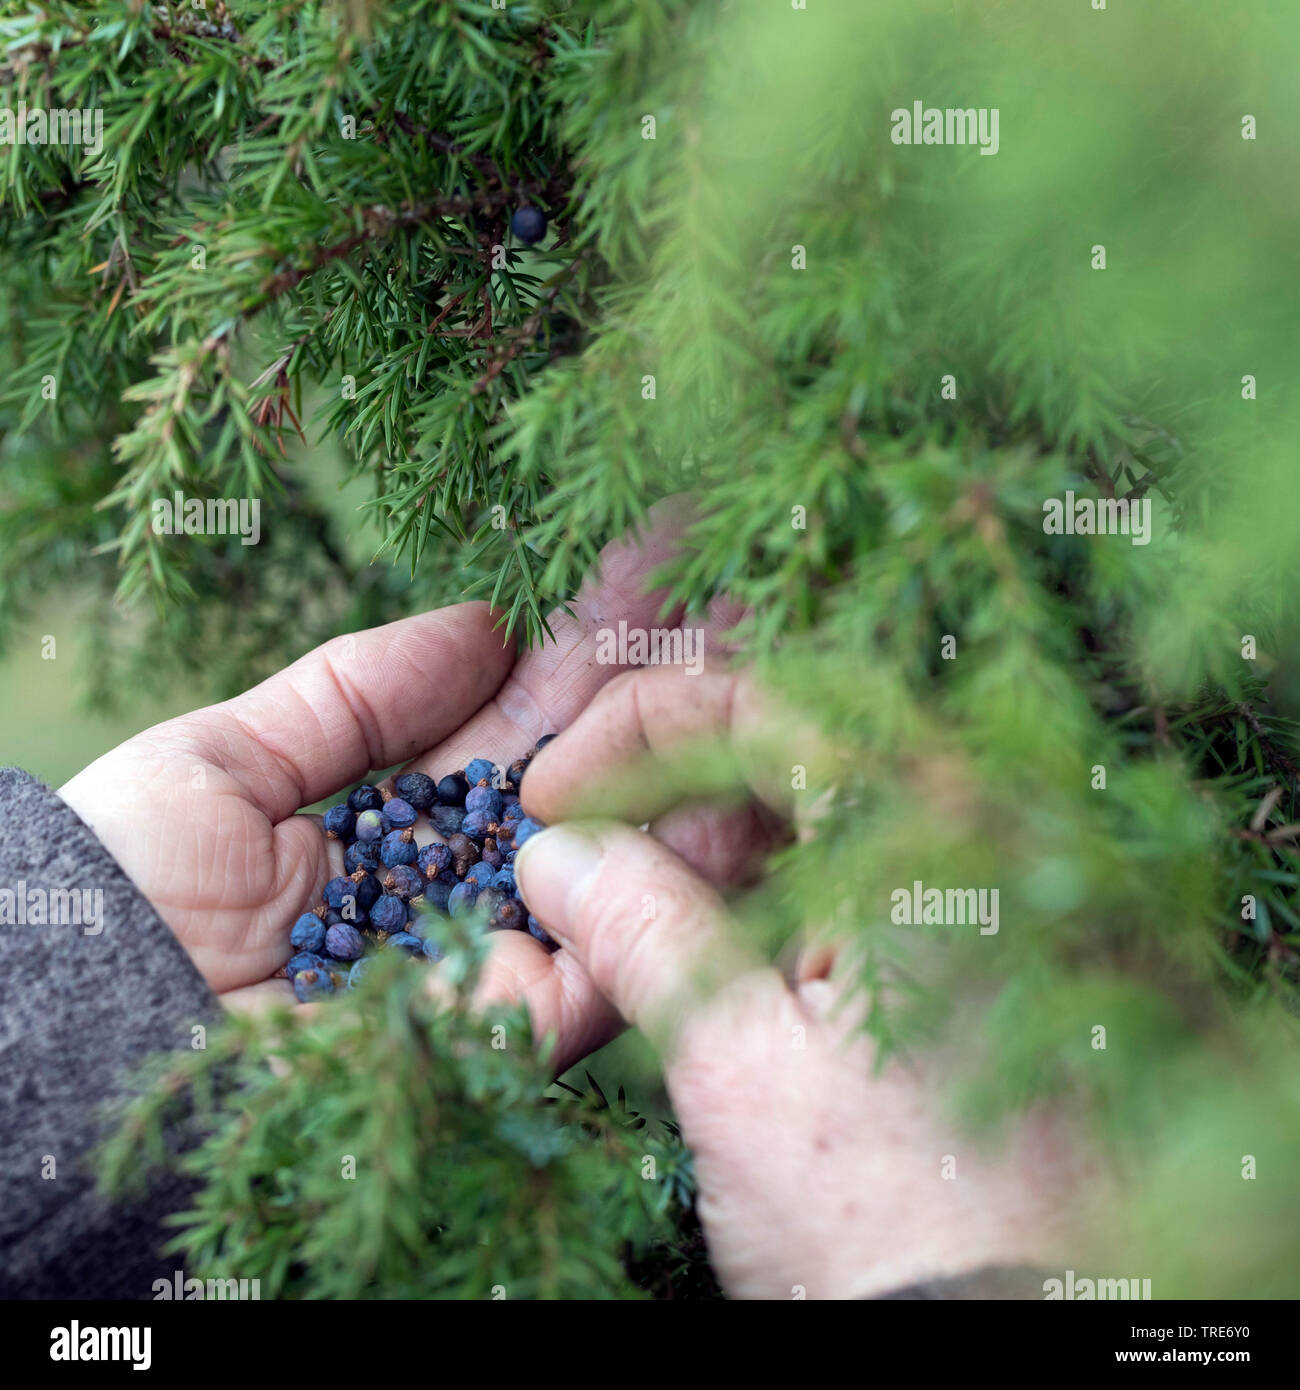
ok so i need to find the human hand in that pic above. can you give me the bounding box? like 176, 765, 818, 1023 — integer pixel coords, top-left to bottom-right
57, 501, 751, 1073
515, 668, 1101, 1298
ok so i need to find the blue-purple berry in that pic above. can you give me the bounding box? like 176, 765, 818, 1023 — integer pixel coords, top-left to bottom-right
465, 784, 503, 819
324, 876, 355, 911
491, 868, 517, 895
462, 808, 495, 840
511, 207, 548, 245
466, 861, 495, 888
384, 864, 425, 900
380, 828, 418, 867
324, 922, 365, 961
423, 879, 453, 912
512, 816, 544, 850
286, 950, 327, 979
422, 935, 445, 963
448, 880, 480, 919
368, 894, 408, 934
382, 797, 418, 831
344, 839, 381, 873
465, 757, 495, 788
294, 965, 335, 1002
322, 804, 355, 840
347, 785, 383, 813
430, 805, 465, 836
351, 871, 382, 913
290, 912, 327, 953
418, 842, 452, 879
527, 915, 558, 950
386, 931, 423, 956
347, 958, 371, 990
394, 772, 437, 811
436, 772, 469, 806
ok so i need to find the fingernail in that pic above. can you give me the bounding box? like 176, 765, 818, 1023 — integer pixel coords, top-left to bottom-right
514, 824, 603, 947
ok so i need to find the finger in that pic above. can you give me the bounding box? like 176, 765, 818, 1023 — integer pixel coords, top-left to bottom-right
649, 800, 789, 888
471, 930, 624, 1077
514, 820, 760, 1049
162, 602, 517, 822
400, 495, 707, 778
520, 666, 791, 827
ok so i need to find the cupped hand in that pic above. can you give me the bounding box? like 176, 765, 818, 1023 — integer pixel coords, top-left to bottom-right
57, 500, 748, 1073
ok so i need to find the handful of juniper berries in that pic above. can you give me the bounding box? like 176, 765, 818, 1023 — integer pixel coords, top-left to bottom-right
284, 738, 556, 1003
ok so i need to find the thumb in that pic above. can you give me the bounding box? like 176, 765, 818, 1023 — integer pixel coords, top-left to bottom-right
513, 821, 756, 1050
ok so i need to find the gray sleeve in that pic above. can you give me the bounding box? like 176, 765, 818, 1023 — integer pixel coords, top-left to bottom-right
0, 768, 220, 1299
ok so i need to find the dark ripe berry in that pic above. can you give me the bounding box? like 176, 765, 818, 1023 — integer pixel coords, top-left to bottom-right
369, 893, 408, 934
477, 886, 506, 919
502, 791, 521, 810
465, 757, 495, 787
492, 898, 527, 933
351, 870, 383, 913
324, 876, 355, 911
446, 832, 480, 876
323, 908, 345, 926
505, 850, 517, 864
534, 733, 558, 751
466, 861, 495, 888
347, 785, 384, 813
354, 809, 384, 842
294, 966, 335, 1003
511, 206, 547, 244
286, 950, 327, 979
344, 839, 381, 873
436, 772, 469, 806
431, 804, 465, 836
507, 759, 530, 790
512, 816, 544, 850
382, 797, 418, 831
290, 913, 327, 953
394, 772, 437, 810
462, 808, 495, 840
386, 931, 423, 956
448, 880, 480, 919
384, 864, 424, 900
481, 840, 504, 871
322, 804, 356, 840
424, 879, 453, 913
465, 784, 503, 819
418, 842, 452, 879
491, 868, 517, 895
324, 923, 365, 961
380, 827, 418, 867
422, 935, 445, 963
527, 915, 558, 950
347, 958, 371, 990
